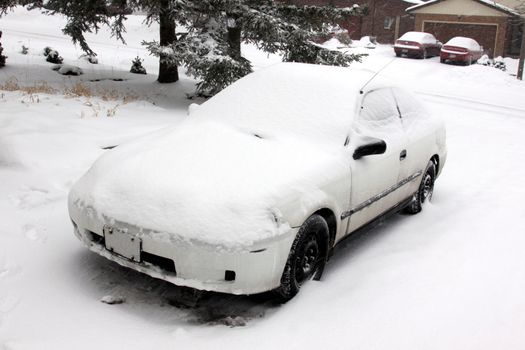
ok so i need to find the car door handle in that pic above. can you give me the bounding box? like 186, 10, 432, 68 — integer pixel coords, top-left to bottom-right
400, 150, 407, 161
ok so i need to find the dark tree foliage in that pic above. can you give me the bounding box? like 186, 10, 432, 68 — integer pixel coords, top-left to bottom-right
146, 1, 366, 96
0, 30, 6, 67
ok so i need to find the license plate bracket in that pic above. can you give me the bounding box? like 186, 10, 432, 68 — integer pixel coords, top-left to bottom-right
104, 226, 141, 262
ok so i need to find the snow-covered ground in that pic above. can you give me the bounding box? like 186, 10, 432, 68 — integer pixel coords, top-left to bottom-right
1, 7, 525, 350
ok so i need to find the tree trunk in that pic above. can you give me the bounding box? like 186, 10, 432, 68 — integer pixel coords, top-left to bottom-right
227, 26, 242, 60
158, 0, 179, 83
518, 19, 525, 80
227, 16, 242, 60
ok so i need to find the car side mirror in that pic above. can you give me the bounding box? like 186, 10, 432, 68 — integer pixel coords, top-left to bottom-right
353, 138, 387, 160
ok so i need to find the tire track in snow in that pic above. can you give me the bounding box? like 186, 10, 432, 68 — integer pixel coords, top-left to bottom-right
416, 91, 525, 119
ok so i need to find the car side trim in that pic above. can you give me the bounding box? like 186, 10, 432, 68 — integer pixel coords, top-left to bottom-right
341, 170, 423, 220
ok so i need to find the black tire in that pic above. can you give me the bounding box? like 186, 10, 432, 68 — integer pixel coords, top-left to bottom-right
440, 57, 445, 64
274, 215, 328, 302
422, 49, 427, 59
396, 52, 401, 57
404, 161, 436, 214
466, 56, 473, 66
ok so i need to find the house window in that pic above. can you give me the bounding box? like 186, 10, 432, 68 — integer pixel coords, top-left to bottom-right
384, 17, 394, 30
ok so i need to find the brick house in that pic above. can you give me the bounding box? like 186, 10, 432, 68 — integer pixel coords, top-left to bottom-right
285, 0, 423, 43
406, 0, 523, 57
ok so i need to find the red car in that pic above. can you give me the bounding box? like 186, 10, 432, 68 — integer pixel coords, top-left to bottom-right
440, 37, 484, 65
394, 31, 442, 59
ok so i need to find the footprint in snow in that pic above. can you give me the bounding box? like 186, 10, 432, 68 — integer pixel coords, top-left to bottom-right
9, 186, 64, 209
22, 225, 46, 243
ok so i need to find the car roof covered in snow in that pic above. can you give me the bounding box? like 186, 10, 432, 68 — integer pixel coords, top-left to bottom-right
445, 37, 481, 51
190, 63, 379, 147
398, 31, 436, 44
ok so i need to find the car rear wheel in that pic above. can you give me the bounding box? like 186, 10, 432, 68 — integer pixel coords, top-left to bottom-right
274, 214, 328, 302
404, 160, 436, 214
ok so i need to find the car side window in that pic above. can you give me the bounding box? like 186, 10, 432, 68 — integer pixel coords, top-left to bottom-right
357, 88, 402, 137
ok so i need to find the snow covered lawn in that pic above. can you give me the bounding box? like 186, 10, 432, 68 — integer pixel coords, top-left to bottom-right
1, 8, 525, 350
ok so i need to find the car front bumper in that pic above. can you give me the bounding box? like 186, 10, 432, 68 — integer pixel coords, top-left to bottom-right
69, 205, 297, 295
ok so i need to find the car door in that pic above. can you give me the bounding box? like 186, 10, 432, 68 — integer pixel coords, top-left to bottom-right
392, 87, 434, 200
345, 88, 407, 234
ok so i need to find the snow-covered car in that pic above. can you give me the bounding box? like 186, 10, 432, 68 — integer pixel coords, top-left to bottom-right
440, 37, 484, 65
68, 63, 447, 300
394, 31, 442, 59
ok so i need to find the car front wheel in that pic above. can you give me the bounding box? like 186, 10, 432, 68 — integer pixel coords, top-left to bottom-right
404, 160, 436, 214
274, 214, 328, 302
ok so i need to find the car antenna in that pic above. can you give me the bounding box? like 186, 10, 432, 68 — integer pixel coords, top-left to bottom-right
359, 58, 397, 94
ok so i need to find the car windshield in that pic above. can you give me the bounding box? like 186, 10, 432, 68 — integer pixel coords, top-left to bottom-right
190, 63, 373, 147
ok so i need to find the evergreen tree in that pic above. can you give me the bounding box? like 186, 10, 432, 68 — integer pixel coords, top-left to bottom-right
146, 1, 366, 96
1, 1, 366, 94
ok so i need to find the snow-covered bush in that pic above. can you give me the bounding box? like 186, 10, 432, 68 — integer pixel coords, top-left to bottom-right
493, 57, 507, 72
43, 47, 63, 64
360, 36, 378, 49
478, 54, 491, 66
21, 45, 29, 55
42, 46, 53, 56
80, 54, 98, 64
52, 64, 83, 76
316, 26, 352, 46
130, 56, 146, 75
477, 55, 506, 72
0, 31, 6, 68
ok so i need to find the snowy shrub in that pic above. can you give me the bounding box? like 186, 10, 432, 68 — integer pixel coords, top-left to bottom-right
315, 26, 352, 46
80, 54, 98, 64
493, 57, 507, 72
44, 47, 63, 64
42, 46, 52, 56
52, 64, 83, 76
21, 45, 29, 55
478, 54, 491, 66
477, 55, 506, 72
130, 56, 146, 74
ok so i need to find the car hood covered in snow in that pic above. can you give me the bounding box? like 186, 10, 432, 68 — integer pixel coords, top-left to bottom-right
69, 63, 375, 248
69, 120, 349, 247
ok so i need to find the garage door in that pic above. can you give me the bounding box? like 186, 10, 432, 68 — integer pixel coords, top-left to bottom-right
423, 22, 497, 57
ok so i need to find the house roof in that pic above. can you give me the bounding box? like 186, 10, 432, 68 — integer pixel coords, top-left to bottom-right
406, 0, 520, 16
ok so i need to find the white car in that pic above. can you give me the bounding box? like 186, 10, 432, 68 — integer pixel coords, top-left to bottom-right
68, 63, 447, 300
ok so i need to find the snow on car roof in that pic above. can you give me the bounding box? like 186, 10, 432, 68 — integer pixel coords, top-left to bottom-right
398, 31, 435, 43
191, 62, 376, 147
445, 37, 481, 51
